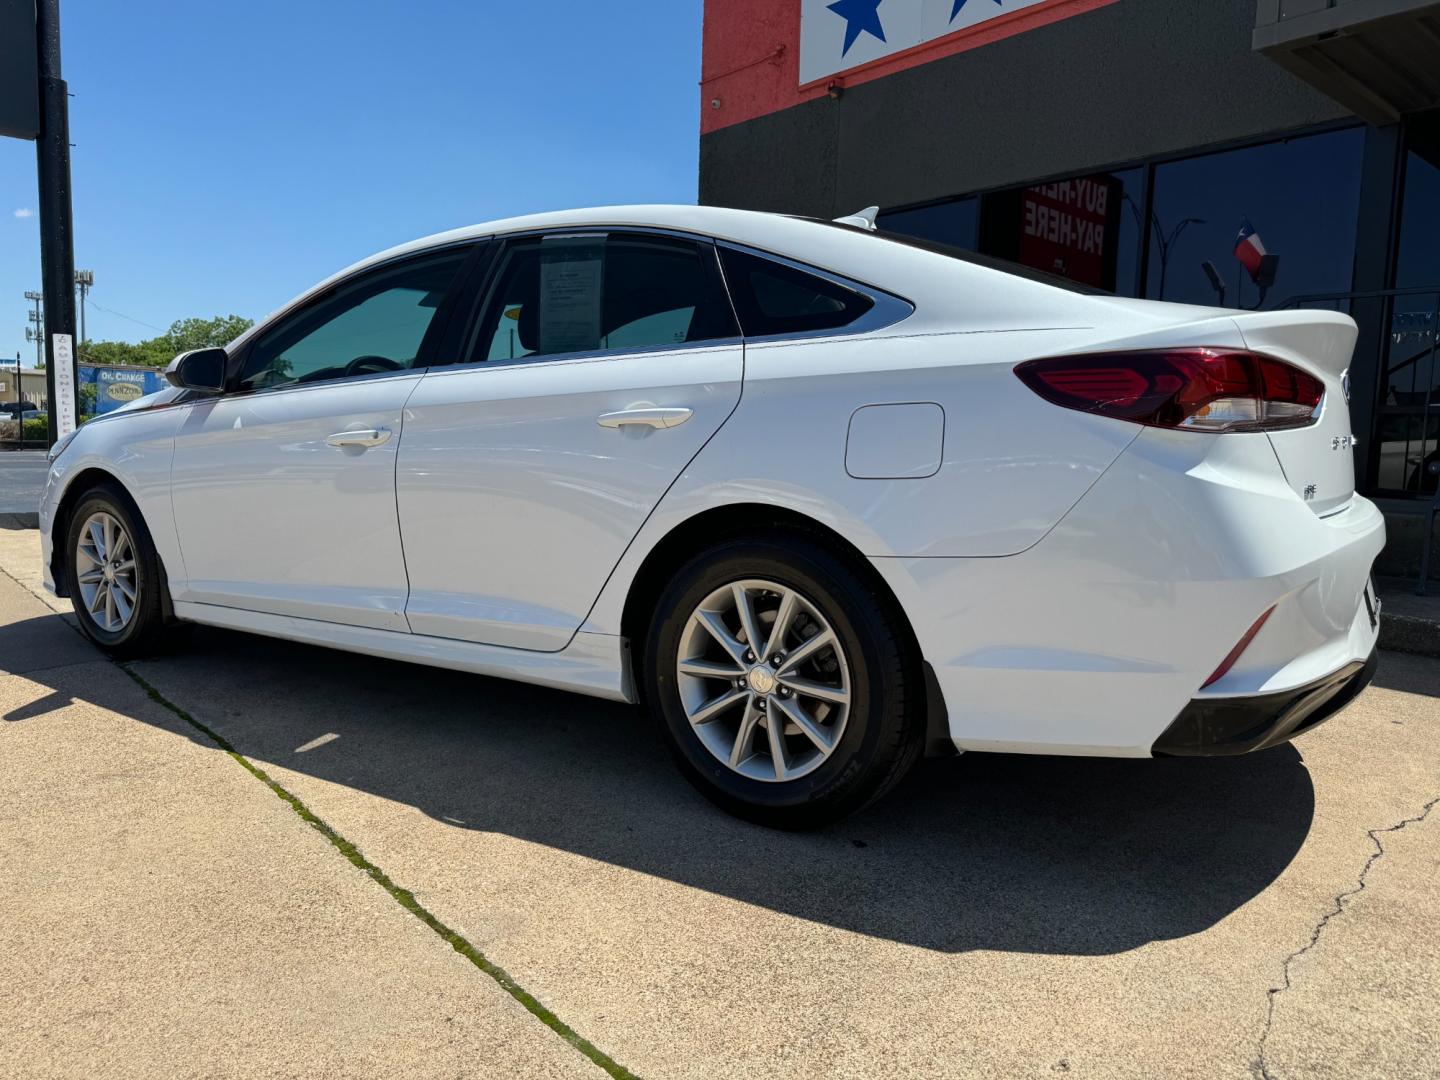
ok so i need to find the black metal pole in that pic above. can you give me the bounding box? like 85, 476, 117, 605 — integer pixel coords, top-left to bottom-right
34, 0, 76, 448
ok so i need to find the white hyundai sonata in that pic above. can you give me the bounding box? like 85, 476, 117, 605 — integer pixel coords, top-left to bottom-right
40, 205, 1384, 827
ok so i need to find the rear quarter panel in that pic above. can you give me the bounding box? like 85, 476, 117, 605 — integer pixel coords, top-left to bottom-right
582, 326, 1145, 636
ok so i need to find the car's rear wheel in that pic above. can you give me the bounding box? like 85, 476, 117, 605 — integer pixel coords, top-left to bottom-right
645, 535, 924, 829
65, 484, 173, 657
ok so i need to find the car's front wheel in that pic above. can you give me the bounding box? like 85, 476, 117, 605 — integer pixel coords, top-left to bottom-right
645, 535, 924, 829
64, 484, 174, 657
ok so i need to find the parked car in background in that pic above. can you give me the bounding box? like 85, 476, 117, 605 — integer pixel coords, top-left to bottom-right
38, 205, 1384, 827
1, 401, 42, 421
0, 402, 48, 443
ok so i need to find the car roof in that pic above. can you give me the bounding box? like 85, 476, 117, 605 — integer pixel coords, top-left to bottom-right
320, 205, 880, 287
232, 204, 1112, 351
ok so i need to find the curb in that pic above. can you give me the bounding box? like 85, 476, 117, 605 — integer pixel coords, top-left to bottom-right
1378, 612, 1440, 661
0, 512, 39, 529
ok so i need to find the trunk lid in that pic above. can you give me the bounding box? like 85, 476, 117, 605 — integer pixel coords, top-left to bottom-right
1232, 310, 1358, 516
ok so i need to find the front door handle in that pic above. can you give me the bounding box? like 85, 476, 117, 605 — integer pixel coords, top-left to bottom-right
327, 428, 392, 448
597, 407, 694, 430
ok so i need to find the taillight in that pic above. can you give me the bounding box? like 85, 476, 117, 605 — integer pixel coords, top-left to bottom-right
1015, 348, 1324, 432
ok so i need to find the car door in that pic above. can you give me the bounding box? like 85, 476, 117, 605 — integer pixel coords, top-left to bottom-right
397, 230, 744, 651
168, 246, 474, 630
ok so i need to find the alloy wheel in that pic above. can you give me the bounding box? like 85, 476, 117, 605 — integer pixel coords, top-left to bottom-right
75, 511, 138, 633
676, 579, 852, 783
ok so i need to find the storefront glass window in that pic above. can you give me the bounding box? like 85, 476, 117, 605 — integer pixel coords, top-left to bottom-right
1378, 112, 1440, 494
1144, 128, 1364, 310
878, 198, 979, 250
1394, 111, 1440, 290
977, 169, 1143, 296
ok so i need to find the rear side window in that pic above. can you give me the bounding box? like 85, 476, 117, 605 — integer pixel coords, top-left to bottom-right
719, 248, 876, 338
469, 233, 738, 363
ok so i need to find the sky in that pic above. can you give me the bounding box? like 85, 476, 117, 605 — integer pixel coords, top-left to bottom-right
0, 0, 704, 364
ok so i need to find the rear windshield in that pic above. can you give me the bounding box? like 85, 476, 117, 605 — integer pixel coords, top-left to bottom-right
807, 218, 1108, 296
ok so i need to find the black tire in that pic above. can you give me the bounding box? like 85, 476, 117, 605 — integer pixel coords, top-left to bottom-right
64, 482, 176, 658
644, 534, 924, 829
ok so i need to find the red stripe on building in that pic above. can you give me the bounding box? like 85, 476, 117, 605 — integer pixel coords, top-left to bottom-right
701, 0, 1120, 135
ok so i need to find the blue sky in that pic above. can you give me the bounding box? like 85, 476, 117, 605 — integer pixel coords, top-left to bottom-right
1, 0, 704, 362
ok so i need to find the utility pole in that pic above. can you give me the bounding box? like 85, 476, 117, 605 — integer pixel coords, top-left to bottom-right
34, 0, 78, 443
74, 268, 92, 350
24, 290, 43, 374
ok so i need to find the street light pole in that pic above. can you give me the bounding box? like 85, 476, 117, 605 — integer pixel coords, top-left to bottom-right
1154, 217, 1205, 302
1120, 195, 1205, 302
33, 0, 77, 445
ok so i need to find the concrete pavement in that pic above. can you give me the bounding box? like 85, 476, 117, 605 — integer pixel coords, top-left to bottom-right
0, 537, 607, 1079
0, 525, 1437, 1079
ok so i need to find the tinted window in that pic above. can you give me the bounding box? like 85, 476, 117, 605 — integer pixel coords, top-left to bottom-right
471, 234, 736, 363
719, 248, 875, 338
241, 251, 467, 392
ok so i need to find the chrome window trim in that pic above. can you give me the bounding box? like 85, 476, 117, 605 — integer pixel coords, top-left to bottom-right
211, 367, 428, 404
420, 338, 745, 380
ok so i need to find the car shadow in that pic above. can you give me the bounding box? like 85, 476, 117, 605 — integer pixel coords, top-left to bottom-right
2, 615, 1323, 956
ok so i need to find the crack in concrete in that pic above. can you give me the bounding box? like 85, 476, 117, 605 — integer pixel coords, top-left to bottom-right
0, 563, 640, 1080
1252, 792, 1440, 1080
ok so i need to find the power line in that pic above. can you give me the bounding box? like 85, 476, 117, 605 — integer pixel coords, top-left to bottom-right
85, 301, 165, 334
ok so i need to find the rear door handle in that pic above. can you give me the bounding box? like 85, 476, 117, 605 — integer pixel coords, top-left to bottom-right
597, 407, 694, 430
327, 428, 392, 448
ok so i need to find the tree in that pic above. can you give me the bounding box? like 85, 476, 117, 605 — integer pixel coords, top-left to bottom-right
158, 315, 254, 356
77, 314, 254, 369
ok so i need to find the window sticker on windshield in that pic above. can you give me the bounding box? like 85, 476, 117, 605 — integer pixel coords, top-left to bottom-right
539, 238, 604, 355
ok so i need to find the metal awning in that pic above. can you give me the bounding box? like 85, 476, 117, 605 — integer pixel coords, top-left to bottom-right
1255, 0, 1440, 124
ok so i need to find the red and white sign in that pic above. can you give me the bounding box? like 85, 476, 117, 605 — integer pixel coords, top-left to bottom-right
800, 0, 1051, 85
1018, 176, 1120, 288
702, 0, 1120, 135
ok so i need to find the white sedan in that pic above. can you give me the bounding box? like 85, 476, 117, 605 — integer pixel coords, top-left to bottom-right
40, 205, 1384, 827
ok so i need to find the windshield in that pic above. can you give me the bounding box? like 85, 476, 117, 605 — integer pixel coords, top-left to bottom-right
805, 217, 1108, 296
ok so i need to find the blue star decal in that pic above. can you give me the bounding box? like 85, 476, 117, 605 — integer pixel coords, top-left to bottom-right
827, 0, 886, 57
952, 0, 1005, 19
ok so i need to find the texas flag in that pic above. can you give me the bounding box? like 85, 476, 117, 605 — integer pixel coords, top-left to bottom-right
1234, 220, 1268, 283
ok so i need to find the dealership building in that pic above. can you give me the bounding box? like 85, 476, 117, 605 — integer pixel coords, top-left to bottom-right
699, 0, 1440, 521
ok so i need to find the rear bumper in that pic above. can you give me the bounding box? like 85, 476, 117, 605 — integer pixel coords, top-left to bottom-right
1152, 647, 1377, 756
870, 427, 1386, 757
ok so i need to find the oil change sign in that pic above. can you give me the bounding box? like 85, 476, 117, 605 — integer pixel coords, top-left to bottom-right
90, 366, 165, 415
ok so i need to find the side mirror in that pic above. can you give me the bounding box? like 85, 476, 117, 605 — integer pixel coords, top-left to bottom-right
164, 348, 227, 393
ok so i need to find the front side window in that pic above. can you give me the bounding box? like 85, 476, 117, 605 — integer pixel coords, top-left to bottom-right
240, 251, 468, 392
718, 247, 876, 338
470, 233, 737, 364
